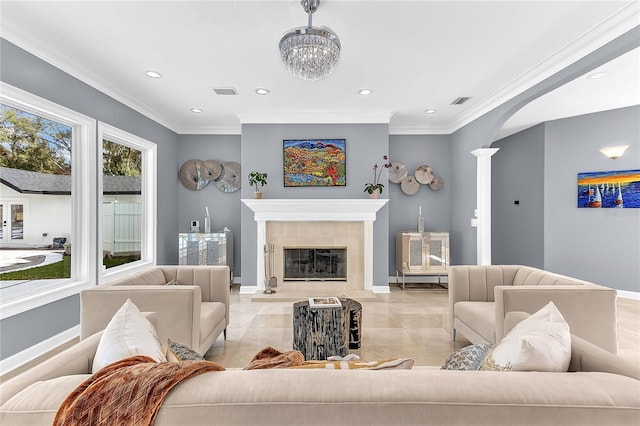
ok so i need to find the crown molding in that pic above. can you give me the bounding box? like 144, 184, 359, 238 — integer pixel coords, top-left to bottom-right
2, 2, 636, 136
449, 1, 640, 133
0, 15, 181, 133
174, 124, 242, 135
237, 111, 393, 124
388, 123, 454, 135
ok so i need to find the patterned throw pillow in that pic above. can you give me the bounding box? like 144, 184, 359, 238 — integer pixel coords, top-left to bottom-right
441, 344, 493, 370
294, 358, 414, 370
166, 339, 205, 362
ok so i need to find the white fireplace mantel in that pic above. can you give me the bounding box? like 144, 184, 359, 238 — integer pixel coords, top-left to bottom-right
242, 199, 389, 292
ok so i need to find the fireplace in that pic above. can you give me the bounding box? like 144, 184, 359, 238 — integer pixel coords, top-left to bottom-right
284, 247, 347, 281
242, 199, 388, 293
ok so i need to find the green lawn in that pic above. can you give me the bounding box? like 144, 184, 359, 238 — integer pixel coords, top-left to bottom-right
0, 255, 140, 280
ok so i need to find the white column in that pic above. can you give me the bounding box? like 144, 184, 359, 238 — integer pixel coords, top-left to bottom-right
363, 220, 374, 290
471, 148, 499, 265
255, 219, 266, 291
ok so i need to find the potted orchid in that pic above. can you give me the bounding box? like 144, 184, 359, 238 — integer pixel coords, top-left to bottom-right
364, 155, 391, 198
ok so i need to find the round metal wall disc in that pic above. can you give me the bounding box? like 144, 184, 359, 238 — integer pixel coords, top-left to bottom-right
202, 159, 223, 181
415, 165, 434, 184
429, 175, 443, 191
179, 159, 209, 191
400, 175, 420, 195
388, 162, 408, 183
215, 161, 242, 193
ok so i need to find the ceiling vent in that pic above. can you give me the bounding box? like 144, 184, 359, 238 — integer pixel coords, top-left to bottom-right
450, 97, 471, 105
213, 87, 238, 95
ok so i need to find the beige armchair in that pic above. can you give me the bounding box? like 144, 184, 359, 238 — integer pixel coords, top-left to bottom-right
448, 265, 619, 353
80, 265, 229, 355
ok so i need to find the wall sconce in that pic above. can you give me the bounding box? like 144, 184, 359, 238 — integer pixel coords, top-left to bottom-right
600, 145, 629, 159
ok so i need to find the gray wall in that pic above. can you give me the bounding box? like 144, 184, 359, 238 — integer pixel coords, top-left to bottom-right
544, 106, 640, 292
240, 123, 389, 288
447, 26, 639, 266
388, 135, 452, 275
0, 38, 179, 358
491, 124, 545, 268
176, 135, 242, 276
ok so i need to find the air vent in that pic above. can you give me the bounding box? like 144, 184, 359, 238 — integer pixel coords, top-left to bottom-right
450, 97, 471, 105
212, 87, 238, 95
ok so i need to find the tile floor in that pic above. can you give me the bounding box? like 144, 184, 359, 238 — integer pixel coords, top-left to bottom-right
205, 284, 640, 368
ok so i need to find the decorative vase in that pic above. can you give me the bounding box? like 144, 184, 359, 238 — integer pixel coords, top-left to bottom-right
370, 189, 379, 199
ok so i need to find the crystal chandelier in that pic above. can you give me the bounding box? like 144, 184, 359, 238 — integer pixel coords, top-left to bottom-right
279, 0, 341, 81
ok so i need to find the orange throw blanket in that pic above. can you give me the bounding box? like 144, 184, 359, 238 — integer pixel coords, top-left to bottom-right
243, 346, 304, 370
53, 355, 224, 426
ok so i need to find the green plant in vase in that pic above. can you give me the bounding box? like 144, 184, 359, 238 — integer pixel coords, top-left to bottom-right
248, 171, 268, 199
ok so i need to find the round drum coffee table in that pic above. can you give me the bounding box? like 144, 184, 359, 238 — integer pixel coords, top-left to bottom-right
292, 298, 362, 360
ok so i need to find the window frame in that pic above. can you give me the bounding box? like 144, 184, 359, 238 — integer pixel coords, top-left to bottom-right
97, 122, 157, 284
0, 82, 97, 319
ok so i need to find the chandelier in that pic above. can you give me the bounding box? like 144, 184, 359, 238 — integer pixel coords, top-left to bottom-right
279, 0, 341, 81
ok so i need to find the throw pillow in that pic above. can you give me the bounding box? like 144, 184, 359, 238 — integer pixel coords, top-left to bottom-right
294, 358, 414, 370
480, 301, 571, 372
92, 299, 167, 373
441, 344, 493, 370
166, 339, 204, 362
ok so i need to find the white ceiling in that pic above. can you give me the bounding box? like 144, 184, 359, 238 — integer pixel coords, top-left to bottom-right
1, 1, 638, 137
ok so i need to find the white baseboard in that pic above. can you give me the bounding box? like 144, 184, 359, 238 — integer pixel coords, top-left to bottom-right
239, 285, 258, 294
373, 286, 390, 294
0, 325, 79, 376
617, 290, 640, 300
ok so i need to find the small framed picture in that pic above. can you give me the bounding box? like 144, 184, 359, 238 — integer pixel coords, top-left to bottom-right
308, 296, 342, 308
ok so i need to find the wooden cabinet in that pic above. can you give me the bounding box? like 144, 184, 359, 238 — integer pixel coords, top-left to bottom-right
178, 231, 234, 282
395, 231, 450, 290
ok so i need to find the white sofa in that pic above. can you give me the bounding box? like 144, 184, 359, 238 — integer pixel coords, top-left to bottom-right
448, 264, 619, 353
80, 265, 229, 355
1, 326, 638, 425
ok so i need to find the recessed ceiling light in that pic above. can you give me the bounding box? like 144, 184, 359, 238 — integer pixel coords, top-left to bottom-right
588, 72, 608, 80
424, 109, 437, 114
359, 89, 372, 96
256, 88, 270, 95
190, 108, 203, 113
145, 70, 162, 79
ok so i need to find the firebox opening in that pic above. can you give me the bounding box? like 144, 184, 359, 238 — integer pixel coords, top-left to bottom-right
283, 247, 347, 281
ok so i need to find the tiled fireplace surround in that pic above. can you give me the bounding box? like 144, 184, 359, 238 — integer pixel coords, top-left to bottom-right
242, 199, 388, 297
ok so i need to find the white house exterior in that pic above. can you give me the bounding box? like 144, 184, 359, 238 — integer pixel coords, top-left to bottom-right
0, 167, 141, 254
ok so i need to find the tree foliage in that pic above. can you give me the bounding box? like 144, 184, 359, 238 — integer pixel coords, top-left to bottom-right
0, 104, 72, 174
103, 140, 142, 176
0, 104, 142, 177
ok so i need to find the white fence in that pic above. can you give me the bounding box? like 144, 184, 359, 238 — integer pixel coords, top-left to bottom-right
103, 201, 141, 257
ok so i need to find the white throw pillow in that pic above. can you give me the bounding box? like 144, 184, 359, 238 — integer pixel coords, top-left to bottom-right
92, 299, 166, 373
480, 301, 571, 372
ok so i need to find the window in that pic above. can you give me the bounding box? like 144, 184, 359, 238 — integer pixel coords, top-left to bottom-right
0, 82, 96, 319
98, 123, 156, 282
0, 83, 157, 317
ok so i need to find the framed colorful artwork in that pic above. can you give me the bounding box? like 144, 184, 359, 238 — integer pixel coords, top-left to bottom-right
283, 139, 346, 187
577, 169, 640, 208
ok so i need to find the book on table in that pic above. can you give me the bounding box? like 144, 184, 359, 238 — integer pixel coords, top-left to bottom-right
309, 297, 342, 308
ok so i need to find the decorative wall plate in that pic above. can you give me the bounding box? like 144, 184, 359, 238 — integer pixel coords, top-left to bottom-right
215, 161, 241, 193
415, 165, 434, 184
389, 162, 408, 183
429, 175, 443, 191
179, 159, 209, 191
203, 159, 223, 181
400, 175, 420, 195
